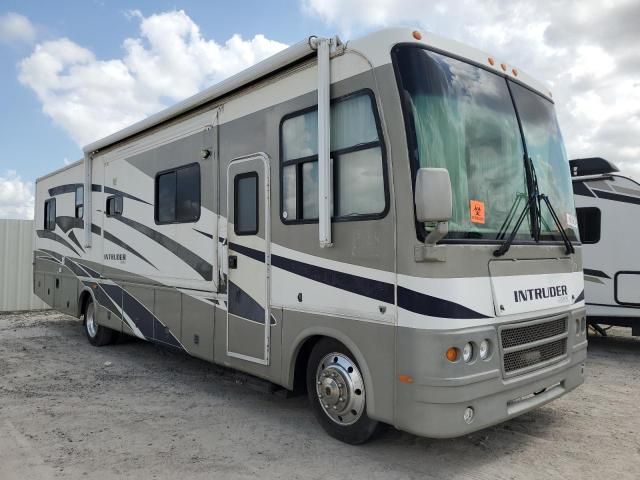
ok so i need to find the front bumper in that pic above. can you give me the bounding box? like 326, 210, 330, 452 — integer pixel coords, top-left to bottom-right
394, 311, 587, 438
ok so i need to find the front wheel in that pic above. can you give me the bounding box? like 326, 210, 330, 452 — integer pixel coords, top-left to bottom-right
84, 299, 116, 346
306, 338, 379, 444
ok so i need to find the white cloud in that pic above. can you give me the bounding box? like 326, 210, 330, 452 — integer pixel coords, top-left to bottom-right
18, 9, 287, 147
0, 170, 34, 219
0, 12, 36, 45
302, 0, 640, 180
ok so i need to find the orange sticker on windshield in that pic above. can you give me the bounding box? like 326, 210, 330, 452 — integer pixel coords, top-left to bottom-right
470, 200, 485, 224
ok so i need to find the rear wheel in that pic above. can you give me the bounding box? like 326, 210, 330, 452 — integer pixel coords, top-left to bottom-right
306, 338, 379, 444
84, 299, 115, 346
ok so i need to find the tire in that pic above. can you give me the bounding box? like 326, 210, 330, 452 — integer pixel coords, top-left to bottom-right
306, 338, 379, 444
83, 298, 115, 347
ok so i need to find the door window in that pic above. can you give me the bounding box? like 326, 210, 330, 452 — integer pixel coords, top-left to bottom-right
234, 172, 259, 235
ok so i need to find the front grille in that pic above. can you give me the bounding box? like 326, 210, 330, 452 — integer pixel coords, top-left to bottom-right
501, 317, 566, 348
500, 316, 568, 376
503, 338, 567, 373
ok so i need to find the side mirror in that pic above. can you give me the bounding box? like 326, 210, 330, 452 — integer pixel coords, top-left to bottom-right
414, 167, 452, 223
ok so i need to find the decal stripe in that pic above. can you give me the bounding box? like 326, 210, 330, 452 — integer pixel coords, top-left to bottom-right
112, 215, 212, 280
67, 230, 85, 253
103, 229, 157, 269
194, 228, 213, 239
572, 181, 595, 197
584, 268, 610, 279
397, 286, 489, 319
593, 189, 640, 205
271, 252, 395, 305
230, 242, 490, 319
48, 183, 101, 196
36, 230, 79, 256
228, 281, 275, 325
91, 224, 102, 236
104, 186, 152, 205
55, 216, 83, 233
229, 242, 265, 263
574, 290, 585, 303
75, 262, 102, 279
99, 282, 183, 348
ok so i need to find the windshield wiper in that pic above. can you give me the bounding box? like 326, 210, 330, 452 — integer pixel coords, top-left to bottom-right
538, 194, 575, 254
493, 191, 538, 257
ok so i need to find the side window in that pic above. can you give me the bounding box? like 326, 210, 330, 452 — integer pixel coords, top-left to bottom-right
75, 185, 84, 219
234, 173, 258, 235
155, 163, 200, 224
106, 195, 123, 217
44, 198, 56, 230
576, 207, 600, 244
280, 91, 387, 222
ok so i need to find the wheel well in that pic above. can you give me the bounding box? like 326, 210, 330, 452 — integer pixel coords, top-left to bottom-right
78, 291, 92, 319
292, 335, 322, 395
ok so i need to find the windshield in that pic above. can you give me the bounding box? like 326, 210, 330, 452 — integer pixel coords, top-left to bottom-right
510, 83, 577, 241
394, 45, 577, 243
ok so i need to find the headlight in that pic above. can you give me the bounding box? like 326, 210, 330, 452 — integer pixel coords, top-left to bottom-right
462, 342, 473, 363
479, 340, 490, 360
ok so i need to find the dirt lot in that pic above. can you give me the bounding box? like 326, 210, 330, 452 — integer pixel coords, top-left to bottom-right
1, 311, 638, 479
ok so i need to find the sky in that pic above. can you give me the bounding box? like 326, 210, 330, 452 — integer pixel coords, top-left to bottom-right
1, 0, 639, 219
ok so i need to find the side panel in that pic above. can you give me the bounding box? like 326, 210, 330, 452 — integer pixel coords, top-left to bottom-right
181, 294, 214, 362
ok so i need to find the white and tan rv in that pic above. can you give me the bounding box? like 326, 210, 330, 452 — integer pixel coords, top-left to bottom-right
33, 28, 586, 443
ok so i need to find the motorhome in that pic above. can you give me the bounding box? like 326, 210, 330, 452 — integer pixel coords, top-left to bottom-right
33, 28, 586, 444
571, 157, 640, 336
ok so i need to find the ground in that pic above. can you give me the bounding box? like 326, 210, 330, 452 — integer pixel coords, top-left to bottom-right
0, 311, 638, 480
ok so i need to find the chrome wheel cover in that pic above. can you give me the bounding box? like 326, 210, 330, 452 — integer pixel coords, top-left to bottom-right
315, 352, 365, 426
86, 303, 97, 338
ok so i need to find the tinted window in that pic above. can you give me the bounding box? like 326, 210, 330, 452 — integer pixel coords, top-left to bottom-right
176, 166, 200, 222
576, 207, 600, 244
280, 91, 386, 222
75, 185, 84, 219
44, 199, 56, 230
155, 163, 200, 224
106, 195, 123, 217
235, 173, 258, 235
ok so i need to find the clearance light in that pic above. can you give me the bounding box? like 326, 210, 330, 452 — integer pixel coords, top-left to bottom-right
462, 343, 474, 363
488, 57, 495, 66
399, 374, 414, 384
500, 63, 508, 72
412, 30, 422, 40
446, 347, 459, 362
512, 68, 519, 76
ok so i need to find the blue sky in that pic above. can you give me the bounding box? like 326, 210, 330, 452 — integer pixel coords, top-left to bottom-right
1, 0, 639, 218
0, 1, 332, 183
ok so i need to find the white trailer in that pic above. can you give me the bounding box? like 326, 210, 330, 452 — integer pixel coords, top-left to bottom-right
571, 157, 640, 335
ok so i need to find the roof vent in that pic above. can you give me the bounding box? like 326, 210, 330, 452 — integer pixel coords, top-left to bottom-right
569, 157, 619, 177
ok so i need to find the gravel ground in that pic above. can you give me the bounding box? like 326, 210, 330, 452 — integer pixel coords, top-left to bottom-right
0, 311, 638, 480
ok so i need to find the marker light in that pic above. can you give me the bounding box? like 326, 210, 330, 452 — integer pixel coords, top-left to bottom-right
488, 57, 495, 66
446, 347, 459, 362
479, 340, 490, 360
412, 30, 422, 40
399, 374, 414, 384
462, 343, 473, 363
512, 68, 519, 76
500, 63, 507, 71
464, 407, 475, 424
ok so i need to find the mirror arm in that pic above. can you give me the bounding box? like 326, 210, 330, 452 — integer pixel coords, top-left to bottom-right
415, 221, 448, 262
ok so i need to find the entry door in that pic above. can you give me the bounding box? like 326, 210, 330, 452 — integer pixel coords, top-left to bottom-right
226, 153, 271, 365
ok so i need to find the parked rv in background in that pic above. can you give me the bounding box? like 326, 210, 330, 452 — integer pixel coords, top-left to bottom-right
33, 27, 587, 444
572, 157, 640, 336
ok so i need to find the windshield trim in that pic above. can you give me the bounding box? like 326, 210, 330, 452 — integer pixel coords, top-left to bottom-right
391, 43, 572, 246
